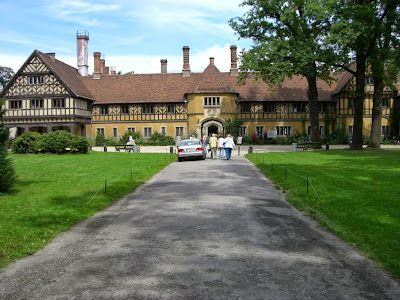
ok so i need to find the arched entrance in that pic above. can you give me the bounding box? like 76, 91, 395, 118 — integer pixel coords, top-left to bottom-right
201, 119, 224, 137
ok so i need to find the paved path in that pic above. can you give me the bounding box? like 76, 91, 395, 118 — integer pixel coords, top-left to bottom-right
1, 156, 399, 299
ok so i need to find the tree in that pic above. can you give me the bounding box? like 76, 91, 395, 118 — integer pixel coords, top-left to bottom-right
0, 98, 15, 192
331, 0, 400, 150
229, 0, 337, 142
225, 117, 243, 137
0, 67, 15, 89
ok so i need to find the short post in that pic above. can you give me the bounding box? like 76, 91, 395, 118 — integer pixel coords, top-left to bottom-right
238, 145, 240, 156
104, 145, 107, 152
248, 146, 253, 154
326, 143, 329, 150
307, 177, 309, 193
170, 146, 174, 154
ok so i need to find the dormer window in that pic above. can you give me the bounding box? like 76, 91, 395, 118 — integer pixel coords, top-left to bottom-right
28, 76, 45, 85
204, 97, 220, 107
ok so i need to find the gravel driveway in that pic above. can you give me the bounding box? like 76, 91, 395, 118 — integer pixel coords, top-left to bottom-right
0, 155, 399, 299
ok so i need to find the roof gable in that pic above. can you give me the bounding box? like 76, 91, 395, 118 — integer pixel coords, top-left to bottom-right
191, 62, 236, 93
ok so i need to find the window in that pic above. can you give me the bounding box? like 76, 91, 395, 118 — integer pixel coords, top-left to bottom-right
167, 104, 176, 114
293, 102, 306, 113
52, 98, 65, 108
28, 76, 45, 85
256, 126, 265, 136
348, 125, 354, 136
307, 126, 325, 136
143, 127, 152, 137
348, 98, 354, 109
10, 100, 22, 109
276, 126, 292, 136
241, 103, 251, 113
365, 76, 374, 85
142, 104, 154, 114
381, 125, 390, 136
113, 128, 118, 138
204, 97, 220, 107
318, 103, 326, 113
160, 126, 166, 135
239, 126, 248, 136
126, 127, 136, 132
31, 99, 43, 109
96, 128, 105, 135
263, 102, 275, 113
382, 98, 390, 108
87, 101, 92, 111
175, 126, 184, 136
121, 105, 130, 114
100, 106, 108, 115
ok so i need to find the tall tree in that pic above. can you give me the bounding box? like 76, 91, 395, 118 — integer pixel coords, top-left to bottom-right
229, 0, 338, 142
0, 66, 14, 89
368, 6, 400, 148
331, 0, 399, 150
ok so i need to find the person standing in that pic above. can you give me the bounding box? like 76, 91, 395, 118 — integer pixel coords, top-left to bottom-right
224, 134, 235, 160
209, 134, 218, 160
218, 135, 225, 158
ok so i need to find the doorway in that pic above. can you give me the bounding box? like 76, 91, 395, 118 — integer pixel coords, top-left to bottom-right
208, 125, 218, 136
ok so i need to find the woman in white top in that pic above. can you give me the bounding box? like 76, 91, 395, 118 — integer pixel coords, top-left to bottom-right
218, 135, 225, 158
224, 134, 235, 160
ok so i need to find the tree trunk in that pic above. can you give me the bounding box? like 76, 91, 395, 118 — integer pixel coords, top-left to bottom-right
351, 55, 366, 150
306, 71, 320, 143
368, 76, 383, 148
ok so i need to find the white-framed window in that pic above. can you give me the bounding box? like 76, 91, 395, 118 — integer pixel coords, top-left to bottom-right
96, 128, 105, 135
175, 126, 184, 136
276, 125, 292, 136
382, 98, 390, 108
142, 104, 154, 114
204, 97, 220, 107
160, 126, 166, 135
381, 125, 390, 136
113, 128, 118, 138
31, 99, 43, 109
28, 76, 45, 85
126, 127, 136, 132
307, 126, 325, 136
121, 105, 130, 114
256, 126, 265, 136
143, 127, 152, 137
239, 126, 248, 136
99, 105, 108, 115
10, 100, 22, 109
52, 98, 65, 108
348, 125, 354, 136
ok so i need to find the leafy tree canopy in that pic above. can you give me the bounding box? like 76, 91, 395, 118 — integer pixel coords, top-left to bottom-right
0, 66, 15, 89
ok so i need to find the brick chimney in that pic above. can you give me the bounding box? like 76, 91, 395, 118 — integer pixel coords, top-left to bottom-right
209, 57, 215, 65
105, 66, 109, 76
100, 58, 105, 75
182, 46, 191, 77
46, 53, 56, 60
161, 59, 167, 73
77, 31, 89, 76
110, 66, 116, 75
230, 45, 239, 76
93, 52, 101, 79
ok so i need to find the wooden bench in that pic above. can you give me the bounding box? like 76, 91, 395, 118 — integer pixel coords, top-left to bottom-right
115, 144, 135, 152
297, 142, 320, 150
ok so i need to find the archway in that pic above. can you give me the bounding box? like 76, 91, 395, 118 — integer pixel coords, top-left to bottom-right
208, 125, 218, 136
201, 118, 224, 137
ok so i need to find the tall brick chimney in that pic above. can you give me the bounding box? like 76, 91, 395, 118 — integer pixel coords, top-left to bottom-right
77, 30, 89, 76
182, 46, 191, 77
93, 52, 101, 79
100, 57, 105, 75
161, 59, 167, 73
230, 45, 239, 76
209, 57, 215, 65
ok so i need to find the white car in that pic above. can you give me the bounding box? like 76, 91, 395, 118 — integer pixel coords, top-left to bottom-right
177, 139, 207, 162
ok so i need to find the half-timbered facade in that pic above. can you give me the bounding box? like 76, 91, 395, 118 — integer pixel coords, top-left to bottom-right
1, 37, 399, 141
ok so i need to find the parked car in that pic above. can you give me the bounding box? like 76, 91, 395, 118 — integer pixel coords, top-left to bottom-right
177, 139, 207, 162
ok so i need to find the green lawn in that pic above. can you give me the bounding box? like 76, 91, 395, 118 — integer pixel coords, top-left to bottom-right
0, 151, 176, 270
247, 149, 400, 279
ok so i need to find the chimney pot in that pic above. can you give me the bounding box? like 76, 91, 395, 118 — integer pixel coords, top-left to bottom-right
161, 59, 168, 73
230, 45, 239, 76
210, 57, 215, 65
182, 46, 191, 77
93, 52, 102, 79
77, 31, 89, 76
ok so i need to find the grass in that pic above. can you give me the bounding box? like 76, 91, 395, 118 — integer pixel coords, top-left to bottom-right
247, 149, 400, 280
0, 151, 177, 270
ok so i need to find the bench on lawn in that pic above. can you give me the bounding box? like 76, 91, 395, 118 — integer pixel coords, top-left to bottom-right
115, 144, 135, 152
297, 142, 320, 150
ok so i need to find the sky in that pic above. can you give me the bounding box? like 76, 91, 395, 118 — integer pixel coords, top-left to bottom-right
0, 0, 253, 75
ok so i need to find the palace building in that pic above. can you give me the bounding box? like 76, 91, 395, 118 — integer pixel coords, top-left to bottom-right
1, 31, 398, 140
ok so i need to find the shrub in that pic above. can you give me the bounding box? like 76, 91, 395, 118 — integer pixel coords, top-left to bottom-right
0, 98, 15, 192
71, 135, 89, 153
41, 131, 72, 154
146, 131, 175, 146
95, 131, 106, 146
11, 132, 43, 154
120, 130, 142, 144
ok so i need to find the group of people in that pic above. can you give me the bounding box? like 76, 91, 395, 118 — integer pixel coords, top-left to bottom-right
202, 133, 235, 160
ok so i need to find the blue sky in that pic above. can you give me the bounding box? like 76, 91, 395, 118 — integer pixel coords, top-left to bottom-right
0, 0, 252, 75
